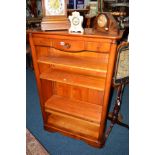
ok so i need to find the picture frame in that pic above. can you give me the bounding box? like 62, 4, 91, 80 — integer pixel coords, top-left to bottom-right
41, 0, 70, 31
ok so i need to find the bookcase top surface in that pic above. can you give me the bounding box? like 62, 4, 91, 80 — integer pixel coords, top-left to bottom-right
27, 28, 124, 40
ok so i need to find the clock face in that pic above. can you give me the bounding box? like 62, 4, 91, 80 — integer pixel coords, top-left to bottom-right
97, 14, 108, 28
72, 17, 80, 26
45, 0, 65, 16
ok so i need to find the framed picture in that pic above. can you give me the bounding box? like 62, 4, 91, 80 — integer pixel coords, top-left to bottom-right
41, 0, 69, 30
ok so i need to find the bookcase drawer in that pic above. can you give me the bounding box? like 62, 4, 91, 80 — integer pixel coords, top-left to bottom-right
33, 37, 53, 46
33, 37, 110, 53
53, 39, 85, 52
85, 41, 111, 53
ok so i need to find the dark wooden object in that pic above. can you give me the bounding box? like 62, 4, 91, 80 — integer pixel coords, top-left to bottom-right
28, 29, 123, 148
105, 41, 129, 142
104, 84, 128, 144
93, 12, 119, 35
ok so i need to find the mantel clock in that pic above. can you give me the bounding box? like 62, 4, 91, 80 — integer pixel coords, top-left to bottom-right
41, 0, 70, 31
93, 0, 119, 35
68, 11, 84, 34
93, 12, 119, 35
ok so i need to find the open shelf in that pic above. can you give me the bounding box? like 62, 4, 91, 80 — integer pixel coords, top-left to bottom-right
46, 110, 100, 139
40, 68, 106, 91
38, 56, 108, 76
45, 95, 102, 123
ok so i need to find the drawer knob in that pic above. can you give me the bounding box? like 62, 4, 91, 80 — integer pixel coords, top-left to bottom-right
60, 41, 71, 49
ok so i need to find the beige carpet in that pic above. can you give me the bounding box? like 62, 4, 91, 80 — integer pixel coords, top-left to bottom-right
26, 129, 49, 155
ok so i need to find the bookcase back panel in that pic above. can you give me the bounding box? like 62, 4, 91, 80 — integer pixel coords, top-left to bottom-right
38, 78, 104, 106
51, 48, 109, 63
35, 46, 109, 63
37, 49, 109, 78
54, 82, 104, 105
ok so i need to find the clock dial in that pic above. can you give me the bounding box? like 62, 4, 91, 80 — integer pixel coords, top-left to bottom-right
72, 17, 80, 26
45, 0, 65, 16
97, 14, 108, 28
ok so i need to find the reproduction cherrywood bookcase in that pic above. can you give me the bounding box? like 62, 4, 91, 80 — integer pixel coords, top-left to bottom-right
28, 29, 123, 148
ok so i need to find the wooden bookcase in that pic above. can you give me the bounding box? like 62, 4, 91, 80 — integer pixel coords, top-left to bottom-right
28, 29, 123, 148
